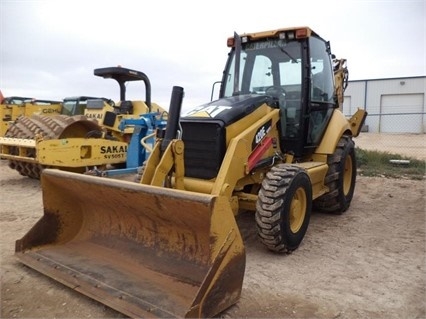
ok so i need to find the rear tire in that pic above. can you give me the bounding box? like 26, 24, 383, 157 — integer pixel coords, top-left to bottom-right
313, 135, 356, 213
255, 165, 312, 253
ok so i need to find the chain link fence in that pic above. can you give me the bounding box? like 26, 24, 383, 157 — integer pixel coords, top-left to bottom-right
346, 107, 425, 161
354, 131, 426, 161
343, 76, 425, 160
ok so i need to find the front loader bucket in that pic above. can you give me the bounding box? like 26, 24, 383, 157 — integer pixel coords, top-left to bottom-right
15, 169, 246, 318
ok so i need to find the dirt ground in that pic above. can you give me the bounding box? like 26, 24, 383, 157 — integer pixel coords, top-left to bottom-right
1, 135, 425, 318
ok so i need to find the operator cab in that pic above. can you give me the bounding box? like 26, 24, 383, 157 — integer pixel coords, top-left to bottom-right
220, 27, 336, 158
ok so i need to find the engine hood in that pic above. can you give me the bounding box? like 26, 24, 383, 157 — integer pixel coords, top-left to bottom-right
181, 94, 274, 126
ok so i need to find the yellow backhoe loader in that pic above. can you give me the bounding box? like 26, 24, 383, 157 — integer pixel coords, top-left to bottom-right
1, 67, 167, 178
15, 27, 366, 318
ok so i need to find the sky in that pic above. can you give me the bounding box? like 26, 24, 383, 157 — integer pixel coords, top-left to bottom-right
1, 0, 425, 111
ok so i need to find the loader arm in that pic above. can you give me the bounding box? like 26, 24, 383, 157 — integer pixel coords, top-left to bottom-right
141, 138, 185, 189
141, 105, 281, 217
211, 108, 281, 198
140, 86, 186, 188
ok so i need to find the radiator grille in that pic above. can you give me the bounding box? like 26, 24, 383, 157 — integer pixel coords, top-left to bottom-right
181, 121, 225, 180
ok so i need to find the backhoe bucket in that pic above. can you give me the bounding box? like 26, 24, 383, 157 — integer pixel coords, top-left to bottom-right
15, 169, 246, 318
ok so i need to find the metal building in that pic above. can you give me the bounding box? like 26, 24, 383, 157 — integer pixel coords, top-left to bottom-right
343, 76, 426, 133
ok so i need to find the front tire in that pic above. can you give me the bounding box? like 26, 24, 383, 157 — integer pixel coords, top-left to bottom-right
255, 165, 312, 253
314, 135, 356, 213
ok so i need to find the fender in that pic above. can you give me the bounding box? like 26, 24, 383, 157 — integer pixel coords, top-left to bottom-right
315, 108, 365, 154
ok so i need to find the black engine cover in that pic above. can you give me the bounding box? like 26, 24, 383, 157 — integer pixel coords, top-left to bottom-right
180, 95, 273, 179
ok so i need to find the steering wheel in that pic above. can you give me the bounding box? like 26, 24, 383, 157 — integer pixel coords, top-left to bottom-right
265, 86, 286, 97
265, 86, 286, 108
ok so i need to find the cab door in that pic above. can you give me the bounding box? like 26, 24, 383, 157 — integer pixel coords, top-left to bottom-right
305, 36, 336, 150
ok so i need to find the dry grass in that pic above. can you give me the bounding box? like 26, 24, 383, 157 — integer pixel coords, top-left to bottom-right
356, 147, 426, 180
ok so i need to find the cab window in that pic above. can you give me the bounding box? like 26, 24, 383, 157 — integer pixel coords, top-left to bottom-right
309, 36, 334, 103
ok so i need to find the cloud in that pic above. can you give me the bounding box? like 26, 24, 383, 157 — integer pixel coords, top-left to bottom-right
1, 0, 425, 110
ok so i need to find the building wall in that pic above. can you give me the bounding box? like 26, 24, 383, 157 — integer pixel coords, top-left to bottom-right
343, 76, 426, 133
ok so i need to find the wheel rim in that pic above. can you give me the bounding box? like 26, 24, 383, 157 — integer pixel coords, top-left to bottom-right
290, 187, 307, 233
343, 155, 353, 196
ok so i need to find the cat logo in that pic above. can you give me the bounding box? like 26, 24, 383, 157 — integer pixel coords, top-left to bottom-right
183, 105, 231, 118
